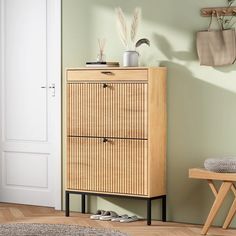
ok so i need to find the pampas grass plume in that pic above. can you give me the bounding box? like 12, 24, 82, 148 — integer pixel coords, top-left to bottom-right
115, 7, 128, 48
130, 7, 141, 43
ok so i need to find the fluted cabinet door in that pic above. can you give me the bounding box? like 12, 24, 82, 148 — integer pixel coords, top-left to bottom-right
67, 83, 147, 139
67, 137, 148, 196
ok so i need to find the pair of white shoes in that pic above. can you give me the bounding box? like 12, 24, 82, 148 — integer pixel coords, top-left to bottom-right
90, 210, 139, 223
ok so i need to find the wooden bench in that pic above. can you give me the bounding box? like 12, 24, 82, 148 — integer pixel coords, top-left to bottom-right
189, 168, 236, 235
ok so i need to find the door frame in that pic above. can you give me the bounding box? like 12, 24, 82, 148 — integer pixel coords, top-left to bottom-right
0, 0, 62, 210
51, 0, 62, 211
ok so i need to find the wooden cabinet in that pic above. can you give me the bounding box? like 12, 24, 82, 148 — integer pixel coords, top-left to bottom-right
65, 67, 167, 224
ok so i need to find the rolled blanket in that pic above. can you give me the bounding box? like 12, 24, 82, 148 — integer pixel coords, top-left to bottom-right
204, 157, 236, 173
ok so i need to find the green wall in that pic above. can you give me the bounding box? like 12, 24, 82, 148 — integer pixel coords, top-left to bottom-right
62, 0, 236, 227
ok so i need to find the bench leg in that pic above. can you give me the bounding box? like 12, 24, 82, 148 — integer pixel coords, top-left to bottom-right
201, 181, 232, 235
223, 184, 236, 229
223, 198, 236, 229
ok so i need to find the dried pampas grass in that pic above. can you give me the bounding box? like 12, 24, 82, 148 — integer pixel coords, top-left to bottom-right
115, 7, 150, 50
130, 8, 141, 43
115, 7, 128, 48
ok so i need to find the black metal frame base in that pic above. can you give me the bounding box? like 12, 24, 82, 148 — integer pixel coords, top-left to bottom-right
65, 190, 166, 225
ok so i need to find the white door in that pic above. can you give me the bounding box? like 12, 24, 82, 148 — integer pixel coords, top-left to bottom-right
0, 0, 61, 209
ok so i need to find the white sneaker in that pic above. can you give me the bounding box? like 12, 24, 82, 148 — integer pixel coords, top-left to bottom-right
111, 214, 129, 222
99, 211, 118, 221
90, 210, 105, 220
120, 215, 139, 223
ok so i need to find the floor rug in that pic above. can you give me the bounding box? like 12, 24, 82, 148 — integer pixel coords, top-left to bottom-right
0, 223, 129, 236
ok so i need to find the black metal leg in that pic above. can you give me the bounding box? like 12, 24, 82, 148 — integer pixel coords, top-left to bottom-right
81, 194, 86, 213
65, 191, 70, 217
147, 198, 152, 225
162, 195, 166, 222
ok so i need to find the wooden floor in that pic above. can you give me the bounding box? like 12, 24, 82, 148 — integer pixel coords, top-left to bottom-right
0, 203, 235, 236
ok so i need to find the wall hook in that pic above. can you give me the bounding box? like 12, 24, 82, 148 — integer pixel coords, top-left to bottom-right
201, 6, 236, 17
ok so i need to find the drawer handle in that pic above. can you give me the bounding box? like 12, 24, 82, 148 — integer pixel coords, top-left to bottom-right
103, 138, 108, 143
103, 83, 108, 88
101, 71, 114, 76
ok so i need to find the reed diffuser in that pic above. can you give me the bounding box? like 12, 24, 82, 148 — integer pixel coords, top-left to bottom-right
97, 38, 106, 62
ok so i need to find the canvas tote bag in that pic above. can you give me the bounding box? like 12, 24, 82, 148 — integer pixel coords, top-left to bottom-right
196, 14, 236, 66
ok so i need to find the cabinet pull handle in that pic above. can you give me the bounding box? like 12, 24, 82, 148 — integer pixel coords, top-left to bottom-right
103, 83, 108, 88
103, 138, 108, 143
101, 71, 113, 75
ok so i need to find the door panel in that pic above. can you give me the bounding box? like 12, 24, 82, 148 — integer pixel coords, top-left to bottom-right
0, 0, 61, 208
4, 152, 48, 188
4, 0, 47, 141
67, 83, 148, 139
67, 137, 148, 196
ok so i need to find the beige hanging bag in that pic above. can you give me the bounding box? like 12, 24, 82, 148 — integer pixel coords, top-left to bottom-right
196, 13, 236, 66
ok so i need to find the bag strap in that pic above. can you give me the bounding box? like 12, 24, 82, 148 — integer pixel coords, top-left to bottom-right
208, 11, 223, 31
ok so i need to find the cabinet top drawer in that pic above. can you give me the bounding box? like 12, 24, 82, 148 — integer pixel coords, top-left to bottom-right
67, 69, 148, 82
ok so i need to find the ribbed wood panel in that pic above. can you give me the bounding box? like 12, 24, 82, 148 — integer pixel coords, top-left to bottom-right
67, 83, 147, 139
67, 137, 148, 196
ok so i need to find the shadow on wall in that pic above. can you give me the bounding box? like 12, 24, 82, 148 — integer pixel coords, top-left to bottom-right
97, 197, 161, 219
153, 31, 236, 74
153, 33, 198, 62
213, 62, 236, 73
